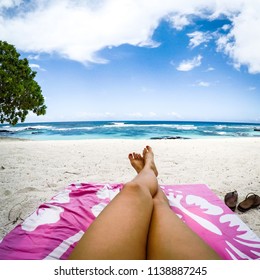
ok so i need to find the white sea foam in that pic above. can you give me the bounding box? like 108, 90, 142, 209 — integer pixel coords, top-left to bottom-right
215, 124, 253, 130
111, 122, 126, 126
4, 125, 53, 132
5, 125, 51, 132
173, 125, 197, 130
215, 125, 227, 129
52, 127, 94, 131
1, 121, 258, 140
104, 122, 136, 128
105, 123, 197, 129
231, 125, 253, 129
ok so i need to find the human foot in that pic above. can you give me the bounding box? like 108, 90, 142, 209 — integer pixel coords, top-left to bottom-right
143, 146, 158, 177
128, 152, 145, 174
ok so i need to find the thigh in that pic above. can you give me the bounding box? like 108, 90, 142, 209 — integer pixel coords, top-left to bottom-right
147, 191, 221, 260
69, 183, 154, 259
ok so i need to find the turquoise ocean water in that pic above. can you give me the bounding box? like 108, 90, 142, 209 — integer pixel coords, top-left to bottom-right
1, 121, 260, 140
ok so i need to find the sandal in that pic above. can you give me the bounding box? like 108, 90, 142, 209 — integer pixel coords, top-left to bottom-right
224, 190, 238, 211
237, 193, 260, 212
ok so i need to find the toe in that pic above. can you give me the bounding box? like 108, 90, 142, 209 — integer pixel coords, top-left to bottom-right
146, 145, 152, 152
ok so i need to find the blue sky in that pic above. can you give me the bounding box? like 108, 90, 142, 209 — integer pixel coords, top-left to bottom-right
1, 0, 260, 123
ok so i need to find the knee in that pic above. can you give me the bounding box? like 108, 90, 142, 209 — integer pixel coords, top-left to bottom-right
123, 181, 142, 193
123, 182, 152, 199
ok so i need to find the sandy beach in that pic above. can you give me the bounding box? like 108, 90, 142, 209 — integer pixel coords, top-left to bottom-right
0, 138, 260, 239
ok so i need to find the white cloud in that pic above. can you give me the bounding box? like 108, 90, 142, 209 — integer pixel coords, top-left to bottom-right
169, 14, 190, 30
0, 0, 260, 73
206, 67, 215, 72
215, 0, 260, 74
29, 63, 40, 68
0, 0, 22, 10
127, 112, 143, 118
0, 0, 181, 64
104, 112, 116, 118
197, 81, 210, 87
28, 54, 40, 60
187, 31, 211, 49
167, 112, 182, 119
29, 63, 46, 71
222, 24, 231, 31
74, 111, 115, 120
149, 112, 157, 117
176, 55, 202, 71
138, 39, 161, 48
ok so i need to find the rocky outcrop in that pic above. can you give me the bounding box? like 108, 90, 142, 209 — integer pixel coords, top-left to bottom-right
150, 136, 190, 140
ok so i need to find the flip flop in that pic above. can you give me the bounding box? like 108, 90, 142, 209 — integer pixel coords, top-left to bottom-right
224, 190, 238, 211
237, 193, 260, 212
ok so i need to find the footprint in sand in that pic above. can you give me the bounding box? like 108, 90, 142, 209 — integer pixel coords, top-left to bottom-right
17, 187, 39, 193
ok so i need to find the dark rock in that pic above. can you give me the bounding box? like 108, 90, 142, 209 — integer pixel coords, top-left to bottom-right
150, 136, 190, 140
254, 128, 260, 132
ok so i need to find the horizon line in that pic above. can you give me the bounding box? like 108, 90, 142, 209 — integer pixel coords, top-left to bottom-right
2, 119, 260, 125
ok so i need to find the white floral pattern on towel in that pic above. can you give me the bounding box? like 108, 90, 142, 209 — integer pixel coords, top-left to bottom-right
0, 183, 259, 260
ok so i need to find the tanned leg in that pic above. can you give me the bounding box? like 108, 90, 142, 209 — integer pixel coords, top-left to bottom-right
69, 146, 158, 260
147, 187, 222, 260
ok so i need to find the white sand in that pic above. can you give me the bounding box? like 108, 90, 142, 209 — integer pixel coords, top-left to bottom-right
0, 138, 260, 239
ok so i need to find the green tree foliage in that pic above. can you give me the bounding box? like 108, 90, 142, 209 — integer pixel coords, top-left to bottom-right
0, 41, 46, 125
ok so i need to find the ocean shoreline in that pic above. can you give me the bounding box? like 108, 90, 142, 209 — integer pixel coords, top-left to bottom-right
0, 137, 29, 141
1, 138, 260, 239
1, 120, 260, 141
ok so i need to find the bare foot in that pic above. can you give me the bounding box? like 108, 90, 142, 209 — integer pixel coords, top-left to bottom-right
143, 146, 158, 177
128, 152, 145, 174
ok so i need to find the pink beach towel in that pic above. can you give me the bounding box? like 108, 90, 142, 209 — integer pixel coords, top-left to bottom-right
0, 183, 259, 260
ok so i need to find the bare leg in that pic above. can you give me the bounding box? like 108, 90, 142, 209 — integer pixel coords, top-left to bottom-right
69, 146, 158, 260
147, 187, 222, 259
